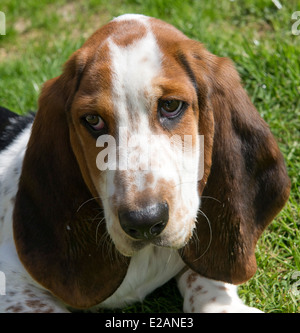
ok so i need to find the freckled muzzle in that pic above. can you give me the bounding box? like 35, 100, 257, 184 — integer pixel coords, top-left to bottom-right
118, 202, 169, 240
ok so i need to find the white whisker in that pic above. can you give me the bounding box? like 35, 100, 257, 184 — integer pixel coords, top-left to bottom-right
192, 208, 212, 262
76, 197, 102, 213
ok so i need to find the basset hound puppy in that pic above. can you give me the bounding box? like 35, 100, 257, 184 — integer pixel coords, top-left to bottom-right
0, 14, 290, 313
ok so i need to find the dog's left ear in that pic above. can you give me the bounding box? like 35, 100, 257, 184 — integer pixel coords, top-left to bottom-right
13, 49, 130, 309
180, 43, 291, 284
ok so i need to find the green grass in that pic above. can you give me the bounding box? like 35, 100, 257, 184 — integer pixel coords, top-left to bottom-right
0, 0, 299, 313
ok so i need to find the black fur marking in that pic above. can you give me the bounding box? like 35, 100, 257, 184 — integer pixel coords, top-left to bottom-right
0, 106, 35, 151
175, 52, 208, 111
176, 52, 199, 99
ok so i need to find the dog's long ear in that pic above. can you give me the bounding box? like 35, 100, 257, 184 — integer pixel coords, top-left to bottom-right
180, 44, 291, 284
13, 50, 130, 309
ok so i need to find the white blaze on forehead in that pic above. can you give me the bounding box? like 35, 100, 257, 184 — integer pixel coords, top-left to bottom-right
108, 23, 162, 131
113, 13, 149, 23
108, 19, 164, 194
100, 20, 164, 205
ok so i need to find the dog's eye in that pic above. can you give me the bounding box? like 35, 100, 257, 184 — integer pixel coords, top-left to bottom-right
84, 115, 105, 131
160, 100, 184, 118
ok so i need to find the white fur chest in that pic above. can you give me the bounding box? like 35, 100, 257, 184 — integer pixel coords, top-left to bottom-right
98, 246, 185, 309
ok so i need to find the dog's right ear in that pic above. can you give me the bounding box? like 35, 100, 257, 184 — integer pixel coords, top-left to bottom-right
179, 42, 291, 285
13, 49, 130, 309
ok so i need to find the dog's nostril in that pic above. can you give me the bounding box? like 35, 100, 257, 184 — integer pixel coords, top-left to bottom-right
150, 221, 167, 236
119, 202, 168, 240
128, 228, 139, 238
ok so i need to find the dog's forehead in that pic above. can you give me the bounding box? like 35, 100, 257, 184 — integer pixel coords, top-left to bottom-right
102, 16, 154, 128
77, 15, 193, 131
108, 20, 162, 101
78, 16, 181, 122
85, 14, 187, 47
82, 14, 189, 70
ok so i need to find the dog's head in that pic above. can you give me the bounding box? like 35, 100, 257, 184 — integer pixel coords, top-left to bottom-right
13, 15, 290, 308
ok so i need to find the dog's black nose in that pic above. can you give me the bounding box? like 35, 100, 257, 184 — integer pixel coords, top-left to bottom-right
119, 202, 169, 240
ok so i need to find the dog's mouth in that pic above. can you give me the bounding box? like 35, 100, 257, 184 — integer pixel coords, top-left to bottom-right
114, 237, 184, 258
